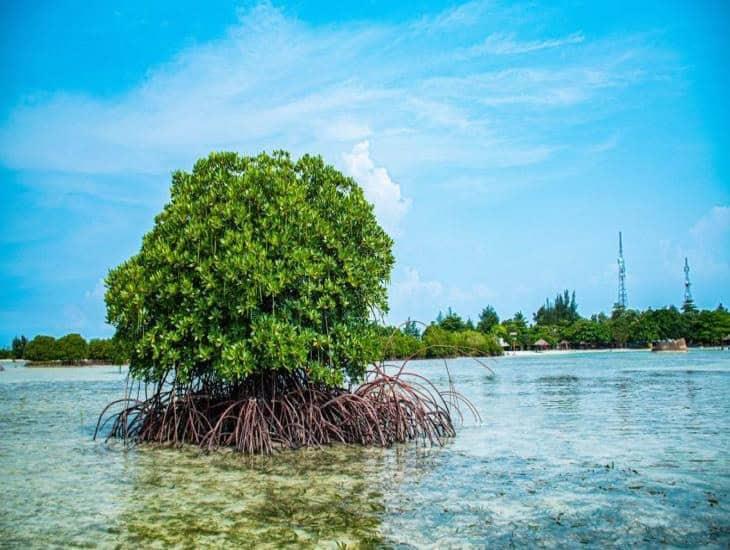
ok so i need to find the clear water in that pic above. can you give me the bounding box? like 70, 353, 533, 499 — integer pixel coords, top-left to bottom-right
1, 351, 729, 547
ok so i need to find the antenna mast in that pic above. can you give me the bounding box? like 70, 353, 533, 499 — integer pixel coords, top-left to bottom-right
682, 257, 696, 312
616, 231, 627, 310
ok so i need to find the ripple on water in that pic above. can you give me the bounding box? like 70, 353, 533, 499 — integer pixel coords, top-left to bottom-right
1, 352, 729, 547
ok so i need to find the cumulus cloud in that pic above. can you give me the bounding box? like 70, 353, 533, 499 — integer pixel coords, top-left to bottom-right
343, 141, 410, 235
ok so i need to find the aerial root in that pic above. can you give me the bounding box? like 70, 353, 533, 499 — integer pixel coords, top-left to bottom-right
95, 366, 478, 454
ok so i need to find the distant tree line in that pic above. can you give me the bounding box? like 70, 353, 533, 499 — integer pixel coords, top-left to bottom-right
379, 308, 503, 359
378, 291, 730, 358
3, 295, 728, 363
500, 290, 730, 349
0, 334, 129, 364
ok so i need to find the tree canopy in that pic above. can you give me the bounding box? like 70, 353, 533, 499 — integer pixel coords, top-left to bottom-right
105, 151, 394, 387
24, 336, 59, 361
11, 336, 27, 359
56, 334, 88, 362
477, 305, 499, 333
534, 290, 579, 325
376, 294, 730, 358
435, 308, 467, 332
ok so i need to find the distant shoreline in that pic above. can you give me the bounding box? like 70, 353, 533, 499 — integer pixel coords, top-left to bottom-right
499, 346, 727, 358
500, 348, 645, 358
4, 346, 727, 368
23, 360, 121, 368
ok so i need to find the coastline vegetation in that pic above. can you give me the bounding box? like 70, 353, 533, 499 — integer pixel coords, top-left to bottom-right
3, 295, 728, 363
376, 290, 730, 357
0, 333, 128, 364
4, 292, 728, 364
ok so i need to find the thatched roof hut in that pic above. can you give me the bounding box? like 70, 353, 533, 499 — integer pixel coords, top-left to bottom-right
558, 340, 570, 350
533, 338, 550, 350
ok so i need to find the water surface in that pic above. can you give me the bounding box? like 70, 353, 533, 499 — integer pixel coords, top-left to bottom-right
1, 351, 729, 547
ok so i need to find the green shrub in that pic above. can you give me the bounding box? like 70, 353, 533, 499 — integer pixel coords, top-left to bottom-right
24, 335, 59, 362
421, 326, 501, 357
56, 333, 88, 362
105, 151, 394, 386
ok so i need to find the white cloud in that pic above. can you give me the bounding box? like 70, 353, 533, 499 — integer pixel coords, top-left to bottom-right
85, 278, 106, 300
660, 206, 730, 286
388, 267, 499, 324
342, 141, 411, 235
469, 31, 585, 56
422, 66, 634, 109
0, 3, 652, 185
447, 283, 495, 304
587, 133, 620, 154
690, 206, 730, 242
411, 0, 492, 32
391, 268, 444, 301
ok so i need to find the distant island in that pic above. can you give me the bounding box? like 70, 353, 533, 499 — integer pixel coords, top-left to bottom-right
0, 334, 127, 365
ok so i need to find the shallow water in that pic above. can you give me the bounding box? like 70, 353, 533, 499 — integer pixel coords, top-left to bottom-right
1, 351, 729, 547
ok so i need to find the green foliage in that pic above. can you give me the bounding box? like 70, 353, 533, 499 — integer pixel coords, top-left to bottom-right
561, 318, 611, 348
88, 337, 129, 364
501, 312, 530, 349
528, 325, 559, 347
534, 290, 579, 325
686, 308, 730, 345
376, 318, 503, 360
477, 305, 499, 333
473, 292, 730, 350
89, 338, 112, 361
56, 333, 88, 362
105, 151, 394, 386
436, 308, 467, 332
402, 318, 420, 338
526, 302, 730, 349
608, 309, 639, 347
24, 335, 60, 361
422, 326, 501, 357
12, 335, 27, 359
378, 327, 423, 360
20, 333, 126, 363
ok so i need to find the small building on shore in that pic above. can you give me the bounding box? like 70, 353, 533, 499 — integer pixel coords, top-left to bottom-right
651, 338, 688, 352
533, 338, 550, 351
558, 340, 570, 350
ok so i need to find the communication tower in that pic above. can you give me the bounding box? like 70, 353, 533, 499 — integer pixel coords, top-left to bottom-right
682, 257, 696, 312
616, 232, 627, 310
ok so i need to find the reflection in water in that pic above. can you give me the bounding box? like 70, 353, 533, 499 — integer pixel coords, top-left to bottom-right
1, 352, 729, 547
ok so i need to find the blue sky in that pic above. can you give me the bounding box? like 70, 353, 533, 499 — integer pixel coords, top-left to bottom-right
1, 0, 729, 344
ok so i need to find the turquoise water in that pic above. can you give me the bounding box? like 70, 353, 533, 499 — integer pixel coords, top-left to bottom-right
1, 351, 729, 547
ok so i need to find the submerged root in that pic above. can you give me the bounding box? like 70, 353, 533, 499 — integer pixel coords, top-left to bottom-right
95, 363, 482, 454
